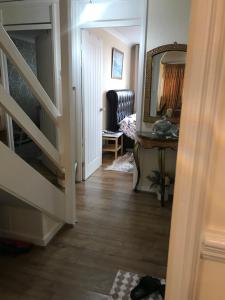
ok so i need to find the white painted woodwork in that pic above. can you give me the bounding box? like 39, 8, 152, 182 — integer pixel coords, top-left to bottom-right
0, 25, 60, 124
4, 24, 52, 31
51, 3, 62, 114
59, 0, 76, 224
0, 0, 75, 239
0, 1, 52, 25
0, 141, 65, 221
76, 0, 143, 25
0, 84, 62, 170
0, 49, 14, 150
0, 195, 63, 246
82, 29, 103, 179
201, 230, 225, 263
0, 7, 14, 149
165, 0, 225, 299
72, 0, 148, 181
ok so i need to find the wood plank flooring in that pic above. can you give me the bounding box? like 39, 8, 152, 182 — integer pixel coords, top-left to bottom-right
0, 154, 172, 299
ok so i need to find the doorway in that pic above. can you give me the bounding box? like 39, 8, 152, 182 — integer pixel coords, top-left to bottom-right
81, 26, 141, 180
72, 0, 147, 183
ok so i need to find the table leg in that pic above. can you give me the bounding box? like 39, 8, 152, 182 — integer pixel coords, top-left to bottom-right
158, 148, 166, 207
133, 142, 141, 191
121, 135, 123, 155
115, 138, 118, 160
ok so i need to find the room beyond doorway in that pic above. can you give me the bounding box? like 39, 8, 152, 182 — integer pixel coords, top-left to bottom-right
81, 25, 141, 180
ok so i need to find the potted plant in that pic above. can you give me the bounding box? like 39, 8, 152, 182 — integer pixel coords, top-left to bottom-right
147, 170, 170, 201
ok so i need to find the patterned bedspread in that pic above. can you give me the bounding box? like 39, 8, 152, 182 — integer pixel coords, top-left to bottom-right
119, 113, 136, 140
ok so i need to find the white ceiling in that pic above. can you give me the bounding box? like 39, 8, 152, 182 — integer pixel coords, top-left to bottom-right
104, 26, 141, 47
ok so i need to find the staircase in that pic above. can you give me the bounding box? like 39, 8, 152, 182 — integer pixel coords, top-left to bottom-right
0, 25, 76, 231
0, 128, 7, 145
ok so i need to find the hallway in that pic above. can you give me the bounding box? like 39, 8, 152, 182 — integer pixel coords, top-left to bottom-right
0, 159, 172, 299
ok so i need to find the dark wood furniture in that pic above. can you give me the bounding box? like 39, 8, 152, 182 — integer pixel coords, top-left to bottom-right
106, 89, 135, 152
134, 131, 178, 206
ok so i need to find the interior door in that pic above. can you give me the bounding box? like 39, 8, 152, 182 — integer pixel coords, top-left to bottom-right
81, 30, 103, 179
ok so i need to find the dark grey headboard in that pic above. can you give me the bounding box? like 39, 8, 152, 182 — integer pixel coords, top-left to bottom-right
106, 89, 135, 131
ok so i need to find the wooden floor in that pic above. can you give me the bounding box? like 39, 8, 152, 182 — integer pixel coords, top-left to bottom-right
0, 154, 172, 300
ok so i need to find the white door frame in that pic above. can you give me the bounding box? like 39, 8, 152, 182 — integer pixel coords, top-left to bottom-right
165, 0, 225, 299
81, 29, 103, 179
72, 0, 148, 182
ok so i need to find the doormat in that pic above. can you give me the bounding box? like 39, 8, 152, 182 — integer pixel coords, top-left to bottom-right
105, 152, 134, 173
108, 270, 165, 300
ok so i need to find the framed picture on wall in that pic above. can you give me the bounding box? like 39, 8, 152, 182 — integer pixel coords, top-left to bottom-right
111, 48, 124, 79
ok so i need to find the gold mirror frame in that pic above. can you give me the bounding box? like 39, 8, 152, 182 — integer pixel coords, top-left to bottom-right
143, 43, 187, 123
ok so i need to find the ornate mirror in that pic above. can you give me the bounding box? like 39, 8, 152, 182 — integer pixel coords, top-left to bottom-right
144, 43, 187, 123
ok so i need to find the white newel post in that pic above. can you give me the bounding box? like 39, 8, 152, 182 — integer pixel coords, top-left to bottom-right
59, 0, 76, 224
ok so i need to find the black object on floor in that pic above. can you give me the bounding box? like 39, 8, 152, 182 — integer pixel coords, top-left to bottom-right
158, 283, 165, 298
130, 276, 164, 300
0, 238, 33, 255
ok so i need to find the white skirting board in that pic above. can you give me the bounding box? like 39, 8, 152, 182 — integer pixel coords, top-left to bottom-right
0, 221, 63, 247
0, 204, 64, 246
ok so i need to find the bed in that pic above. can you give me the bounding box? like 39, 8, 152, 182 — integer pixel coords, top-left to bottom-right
106, 89, 136, 151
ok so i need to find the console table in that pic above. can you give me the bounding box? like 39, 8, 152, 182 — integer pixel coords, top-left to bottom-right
134, 131, 178, 207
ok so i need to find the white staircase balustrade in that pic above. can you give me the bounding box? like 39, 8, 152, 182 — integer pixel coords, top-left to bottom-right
0, 24, 76, 226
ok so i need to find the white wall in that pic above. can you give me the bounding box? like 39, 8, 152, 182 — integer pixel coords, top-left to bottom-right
138, 0, 191, 191
76, 0, 143, 25
88, 28, 132, 129
130, 44, 139, 112
146, 0, 191, 51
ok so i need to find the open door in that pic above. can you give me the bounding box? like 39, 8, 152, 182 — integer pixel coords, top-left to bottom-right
81, 30, 103, 179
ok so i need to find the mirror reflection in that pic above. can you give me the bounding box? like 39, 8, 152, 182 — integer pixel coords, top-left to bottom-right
144, 43, 187, 123
151, 51, 186, 118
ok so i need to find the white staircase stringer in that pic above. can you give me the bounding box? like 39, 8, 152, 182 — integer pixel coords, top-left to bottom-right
0, 141, 65, 222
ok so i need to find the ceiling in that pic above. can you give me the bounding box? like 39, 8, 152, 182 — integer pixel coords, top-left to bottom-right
104, 26, 141, 46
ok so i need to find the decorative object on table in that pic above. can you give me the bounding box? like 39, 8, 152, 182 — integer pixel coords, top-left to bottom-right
165, 108, 173, 118
105, 152, 134, 173
147, 170, 170, 201
151, 116, 178, 138
111, 48, 124, 79
109, 270, 165, 300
